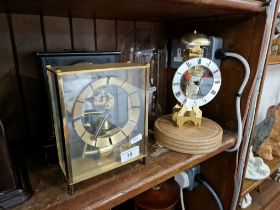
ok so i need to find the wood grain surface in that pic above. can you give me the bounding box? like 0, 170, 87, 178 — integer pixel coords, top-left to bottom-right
155, 115, 223, 154
0, 1, 271, 209
96, 19, 116, 51
43, 16, 72, 51
241, 157, 280, 197
237, 179, 280, 210
71, 17, 95, 51
13, 136, 235, 210
0, 13, 26, 140
12, 14, 45, 139
116, 20, 135, 51
0, 0, 264, 20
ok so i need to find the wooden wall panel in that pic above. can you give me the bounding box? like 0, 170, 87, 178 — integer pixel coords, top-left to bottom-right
71, 17, 95, 51
116, 20, 135, 51
43, 16, 72, 51
0, 14, 157, 144
151, 22, 166, 49
136, 21, 152, 30
168, 16, 257, 131
135, 21, 152, 50
184, 152, 236, 210
200, 17, 256, 131
96, 19, 116, 51
0, 13, 26, 141
12, 14, 45, 138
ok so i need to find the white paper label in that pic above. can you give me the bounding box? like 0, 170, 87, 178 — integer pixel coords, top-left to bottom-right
130, 133, 143, 144
120, 146, 139, 163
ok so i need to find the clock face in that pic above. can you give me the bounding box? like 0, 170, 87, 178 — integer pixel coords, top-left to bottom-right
172, 57, 221, 107
72, 76, 140, 148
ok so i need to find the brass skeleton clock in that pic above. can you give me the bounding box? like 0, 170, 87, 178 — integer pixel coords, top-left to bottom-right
154, 32, 223, 155
47, 63, 149, 194
171, 32, 222, 127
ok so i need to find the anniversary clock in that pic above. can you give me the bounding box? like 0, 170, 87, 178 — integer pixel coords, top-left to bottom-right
155, 32, 223, 154
47, 63, 149, 194
172, 57, 221, 126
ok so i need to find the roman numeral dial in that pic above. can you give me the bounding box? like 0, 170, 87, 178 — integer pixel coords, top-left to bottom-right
172, 57, 221, 107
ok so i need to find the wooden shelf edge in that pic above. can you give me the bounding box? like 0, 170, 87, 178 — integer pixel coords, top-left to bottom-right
268, 56, 280, 65
46, 134, 236, 210
160, 0, 265, 13
238, 180, 280, 210
241, 157, 280, 197
0, 0, 264, 20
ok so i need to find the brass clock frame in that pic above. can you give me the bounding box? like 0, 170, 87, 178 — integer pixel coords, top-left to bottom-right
47, 63, 149, 191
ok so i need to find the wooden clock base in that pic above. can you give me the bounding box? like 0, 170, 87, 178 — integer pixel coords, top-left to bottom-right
154, 115, 223, 154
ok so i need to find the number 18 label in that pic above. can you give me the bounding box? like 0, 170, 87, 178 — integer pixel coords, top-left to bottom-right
120, 146, 140, 163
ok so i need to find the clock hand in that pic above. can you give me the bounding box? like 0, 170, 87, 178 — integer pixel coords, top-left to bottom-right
92, 110, 110, 141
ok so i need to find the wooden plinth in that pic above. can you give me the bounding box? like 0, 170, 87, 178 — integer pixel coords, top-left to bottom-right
154, 115, 223, 154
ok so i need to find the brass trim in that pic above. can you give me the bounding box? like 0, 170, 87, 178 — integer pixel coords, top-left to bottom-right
70, 154, 147, 184
122, 120, 136, 136
91, 77, 108, 89
144, 65, 150, 156
110, 131, 126, 145
121, 81, 137, 95
72, 103, 83, 121
129, 108, 140, 123
48, 63, 150, 185
72, 75, 141, 148
129, 92, 141, 107
47, 71, 66, 176
76, 85, 92, 102
49, 63, 148, 75
108, 77, 124, 86
56, 74, 74, 182
95, 137, 111, 147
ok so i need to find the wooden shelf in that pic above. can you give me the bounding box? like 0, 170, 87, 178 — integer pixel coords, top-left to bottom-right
268, 56, 280, 65
241, 157, 280, 197
0, 0, 264, 20
13, 133, 235, 210
238, 179, 280, 210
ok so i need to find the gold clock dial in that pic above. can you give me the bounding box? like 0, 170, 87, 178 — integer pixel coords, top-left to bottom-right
72, 76, 140, 147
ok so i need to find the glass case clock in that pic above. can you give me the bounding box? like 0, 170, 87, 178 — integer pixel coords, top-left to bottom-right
47, 63, 149, 194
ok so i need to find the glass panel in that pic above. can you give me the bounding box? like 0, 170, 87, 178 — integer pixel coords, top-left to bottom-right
60, 67, 147, 183
47, 71, 66, 175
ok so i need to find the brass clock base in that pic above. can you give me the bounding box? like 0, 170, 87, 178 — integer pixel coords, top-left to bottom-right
154, 115, 223, 154
172, 104, 202, 126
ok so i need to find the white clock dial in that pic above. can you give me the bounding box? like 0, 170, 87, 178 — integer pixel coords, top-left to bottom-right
172, 57, 221, 107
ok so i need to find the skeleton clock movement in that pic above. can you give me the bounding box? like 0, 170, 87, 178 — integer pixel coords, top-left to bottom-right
172, 57, 221, 126
72, 76, 142, 157
154, 32, 223, 154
